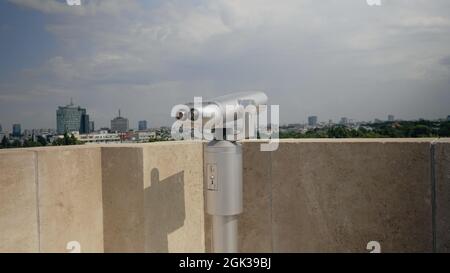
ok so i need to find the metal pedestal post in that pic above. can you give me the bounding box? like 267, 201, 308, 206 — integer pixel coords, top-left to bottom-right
212, 215, 239, 253
205, 140, 243, 253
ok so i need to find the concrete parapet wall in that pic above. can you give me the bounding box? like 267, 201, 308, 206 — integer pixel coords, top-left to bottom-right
0, 150, 38, 252
101, 146, 144, 252
435, 139, 450, 252
238, 140, 434, 252
37, 147, 104, 253
1, 139, 449, 252
101, 142, 205, 253
0, 146, 103, 253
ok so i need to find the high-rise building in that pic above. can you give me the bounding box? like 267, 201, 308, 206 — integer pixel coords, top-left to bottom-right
111, 110, 129, 133
447, 115, 450, 121
138, 120, 147, 131
56, 100, 90, 134
89, 121, 95, 133
308, 116, 318, 127
80, 114, 90, 134
0, 123, 2, 132
12, 124, 21, 137
388, 115, 395, 122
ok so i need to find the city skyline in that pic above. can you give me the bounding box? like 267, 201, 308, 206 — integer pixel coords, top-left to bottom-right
1, 1, 450, 130
1, 109, 447, 133
4, 96, 442, 132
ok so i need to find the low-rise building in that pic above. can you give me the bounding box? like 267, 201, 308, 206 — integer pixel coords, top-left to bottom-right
77, 130, 121, 144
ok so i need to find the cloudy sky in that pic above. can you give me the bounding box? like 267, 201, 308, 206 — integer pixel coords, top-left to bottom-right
0, 0, 449, 130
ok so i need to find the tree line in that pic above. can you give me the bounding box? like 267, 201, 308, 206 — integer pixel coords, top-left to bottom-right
279, 120, 450, 139
1, 133, 81, 149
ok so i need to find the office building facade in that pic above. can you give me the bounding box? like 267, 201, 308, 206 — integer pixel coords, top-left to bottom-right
80, 114, 90, 134
56, 101, 90, 134
111, 110, 129, 133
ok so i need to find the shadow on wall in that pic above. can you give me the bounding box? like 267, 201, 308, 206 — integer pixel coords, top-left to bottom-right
145, 168, 185, 252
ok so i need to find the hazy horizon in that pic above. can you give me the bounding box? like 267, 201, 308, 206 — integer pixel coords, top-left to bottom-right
1, 0, 449, 130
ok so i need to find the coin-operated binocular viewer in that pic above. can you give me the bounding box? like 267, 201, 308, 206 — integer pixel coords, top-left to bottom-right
175, 91, 268, 253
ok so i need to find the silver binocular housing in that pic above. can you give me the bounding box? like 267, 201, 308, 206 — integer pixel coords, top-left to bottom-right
176, 91, 268, 125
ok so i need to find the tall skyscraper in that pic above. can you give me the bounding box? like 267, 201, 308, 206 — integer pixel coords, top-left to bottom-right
56, 99, 90, 134
80, 114, 90, 134
12, 124, 21, 137
138, 120, 147, 131
0, 123, 2, 132
111, 110, 129, 133
388, 115, 395, 122
308, 116, 318, 127
447, 115, 450, 121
